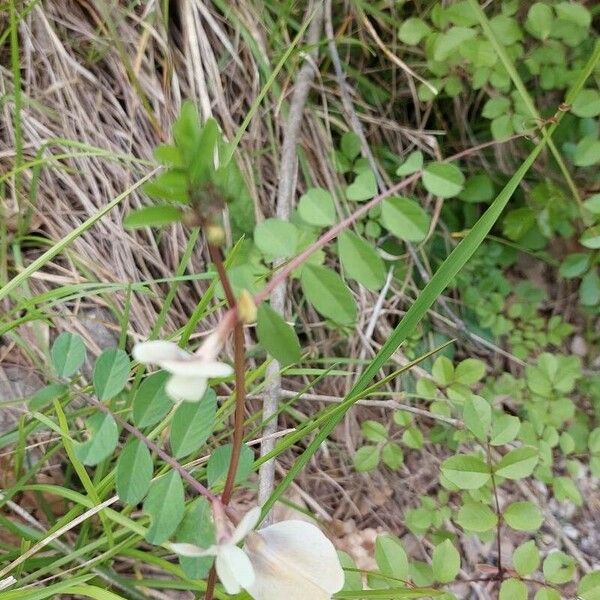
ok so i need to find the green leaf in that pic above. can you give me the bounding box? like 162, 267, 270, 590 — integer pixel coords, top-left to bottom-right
338, 231, 386, 291
339, 551, 363, 592
398, 18, 431, 45
572, 89, 600, 118
504, 501, 543, 531
123, 206, 182, 229
300, 264, 356, 325
353, 445, 380, 472
143, 170, 189, 203
555, 2, 591, 28
362, 420, 388, 443
298, 188, 336, 227
170, 390, 216, 458
28, 383, 68, 411
456, 500, 497, 532
580, 226, 600, 249
574, 136, 600, 167
382, 442, 404, 470
584, 193, 600, 214
440, 454, 491, 489
144, 471, 185, 544
490, 414, 520, 446
432, 540, 460, 583
534, 588, 561, 600
494, 447, 538, 479
463, 395, 491, 442
553, 476, 582, 506
51, 332, 86, 378
346, 170, 377, 202
176, 498, 215, 580
578, 571, 600, 600
581, 269, 600, 306
499, 578, 527, 600
132, 371, 173, 428
433, 27, 477, 61
256, 303, 302, 366
73, 412, 119, 466
458, 174, 495, 203
512, 540, 540, 576
207, 443, 254, 488
432, 356, 454, 386
396, 151, 423, 176
543, 551, 575, 584
375, 534, 409, 582
116, 438, 153, 505
482, 96, 511, 119
341, 132, 361, 161
490, 15, 522, 45
402, 427, 424, 449
254, 218, 298, 259
526, 3, 554, 40
93, 348, 130, 401
559, 253, 590, 278
455, 359, 486, 385
491, 114, 514, 140
381, 197, 430, 242
422, 162, 465, 198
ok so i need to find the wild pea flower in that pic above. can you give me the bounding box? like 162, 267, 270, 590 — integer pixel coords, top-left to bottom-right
171, 507, 344, 599
132, 331, 233, 402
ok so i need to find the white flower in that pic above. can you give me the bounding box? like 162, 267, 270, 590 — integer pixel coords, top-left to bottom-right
171, 506, 261, 594
171, 507, 344, 600
132, 334, 233, 402
244, 520, 344, 600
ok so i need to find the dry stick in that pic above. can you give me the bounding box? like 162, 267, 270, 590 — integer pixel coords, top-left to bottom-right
258, 2, 324, 519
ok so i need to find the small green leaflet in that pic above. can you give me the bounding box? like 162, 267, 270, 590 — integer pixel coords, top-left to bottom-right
338, 230, 386, 291
170, 389, 217, 458
499, 578, 527, 600
144, 471, 185, 544
346, 170, 377, 202
503, 501, 543, 531
578, 571, 600, 600
494, 446, 538, 479
456, 500, 497, 532
422, 162, 465, 198
381, 197, 430, 242
256, 303, 301, 366
300, 264, 356, 325
116, 438, 153, 505
254, 218, 299, 259
93, 348, 130, 401
29, 383, 68, 410
123, 205, 182, 229
463, 395, 491, 442
432, 539, 460, 583
512, 540, 540, 577
207, 443, 254, 488
73, 412, 119, 466
374, 535, 410, 583
396, 151, 423, 176
176, 497, 215, 579
580, 226, 600, 249
132, 371, 173, 428
298, 188, 336, 227
440, 454, 490, 489
51, 332, 86, 378
353, 446, 380, 472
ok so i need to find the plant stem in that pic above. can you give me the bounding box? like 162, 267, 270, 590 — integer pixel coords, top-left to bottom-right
204, 243, 247, 600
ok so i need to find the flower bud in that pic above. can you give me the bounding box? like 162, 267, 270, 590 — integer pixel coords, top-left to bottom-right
206, 223, 226, 246
238, 290, 257, 324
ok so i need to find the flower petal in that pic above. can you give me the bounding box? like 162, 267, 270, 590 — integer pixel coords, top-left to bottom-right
216, 545, 255, 594
166, 375, 208, 402
170, 543, 217, 558
161, 359, 233, 378
133, 341, 189, 364
245, 521, 344, 596
231, 506, 262, 545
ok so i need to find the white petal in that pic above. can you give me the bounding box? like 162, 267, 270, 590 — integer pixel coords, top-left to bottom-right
165, 375, 207, 402
160, 359, 233, 378
170, 543, 217, 557
245, 521, 344, 596
231, 506, 262, 545
216, 545, 255, 594
246, 567, 332, 600
133, 341, 189, 364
